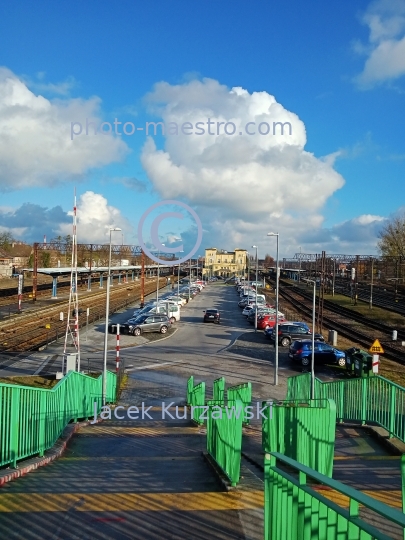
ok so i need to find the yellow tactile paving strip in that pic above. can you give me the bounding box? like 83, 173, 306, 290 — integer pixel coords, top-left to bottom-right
0, 491, 264, 513
83, 426, 199, 436
313, 488, 403, 510
334, 456, 401, 461
0, 485, 399, 513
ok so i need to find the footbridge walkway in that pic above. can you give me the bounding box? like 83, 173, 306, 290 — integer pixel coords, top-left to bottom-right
0, 370, 404, 539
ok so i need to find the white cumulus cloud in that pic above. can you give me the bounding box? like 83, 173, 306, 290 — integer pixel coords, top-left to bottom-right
140, 78, 345, 254
0, 67, 129, 190
354, 0, 405, 88
58, 191, 131, 243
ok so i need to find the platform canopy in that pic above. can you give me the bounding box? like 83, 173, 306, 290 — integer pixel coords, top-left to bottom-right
22, 264, 176, 276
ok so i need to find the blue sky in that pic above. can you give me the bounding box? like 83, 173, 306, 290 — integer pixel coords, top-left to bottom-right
0, 0, 404, 258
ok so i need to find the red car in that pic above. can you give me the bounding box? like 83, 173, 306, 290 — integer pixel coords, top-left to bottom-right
256, 314, 286, 330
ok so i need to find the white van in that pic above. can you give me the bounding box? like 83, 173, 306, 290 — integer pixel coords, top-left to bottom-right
152, 302, 181, 322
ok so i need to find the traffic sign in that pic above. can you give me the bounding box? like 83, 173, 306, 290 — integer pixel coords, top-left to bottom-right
369, 339, 384, 354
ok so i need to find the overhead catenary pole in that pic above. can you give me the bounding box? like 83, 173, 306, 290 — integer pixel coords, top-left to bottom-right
63, 190, 81, 373
32, 243, 38, 302
102, 227, 121, 406
252, 245, 258, 332
140, 250, 145, 308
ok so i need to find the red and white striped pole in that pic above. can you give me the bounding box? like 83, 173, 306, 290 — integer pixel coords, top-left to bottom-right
116, 323, 120, 372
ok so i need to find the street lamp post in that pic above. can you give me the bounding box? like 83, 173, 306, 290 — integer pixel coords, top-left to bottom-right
188, 258, 191, 301
177, 250, 184, 298
298, 246, 301, 284
156, 243, 165, 304
103, 227, 122, 406
268, 233, 279, 386
306, 279, 316, 400
252, 245, 258, 332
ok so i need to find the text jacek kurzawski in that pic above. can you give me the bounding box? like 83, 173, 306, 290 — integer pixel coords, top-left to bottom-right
90, 401, 273, 423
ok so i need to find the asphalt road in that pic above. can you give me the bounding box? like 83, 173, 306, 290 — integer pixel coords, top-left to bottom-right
0, 282, 338, 401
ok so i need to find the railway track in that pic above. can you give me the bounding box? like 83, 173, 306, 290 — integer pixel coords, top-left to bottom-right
0, 278, 166, 353
266, 281, 405, 365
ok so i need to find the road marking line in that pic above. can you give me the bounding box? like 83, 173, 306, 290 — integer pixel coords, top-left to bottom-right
125, 361, 182, 372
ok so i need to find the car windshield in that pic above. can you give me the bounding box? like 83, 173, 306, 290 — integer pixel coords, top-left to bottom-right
206, 310, 218, 314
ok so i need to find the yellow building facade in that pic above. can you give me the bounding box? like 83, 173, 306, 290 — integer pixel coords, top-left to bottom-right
203, 248, 247, 278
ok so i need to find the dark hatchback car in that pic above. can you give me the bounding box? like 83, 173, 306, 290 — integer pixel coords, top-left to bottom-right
203, 309, 221, 323
267, 323, 324, 347
289, 340, 346, 367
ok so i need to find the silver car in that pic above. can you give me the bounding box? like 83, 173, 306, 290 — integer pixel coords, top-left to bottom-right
129, 314, 171, 336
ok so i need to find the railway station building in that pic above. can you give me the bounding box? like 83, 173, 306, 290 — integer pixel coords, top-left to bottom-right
203, 248, 247, 278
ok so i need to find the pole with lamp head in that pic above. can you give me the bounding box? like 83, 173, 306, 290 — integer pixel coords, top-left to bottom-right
188, 257, 191, 301
156, 243, 165, 304
306, 279, 316, 400
177, 250, 184, 297
252, 245, 258, 332
268, 233, 279, 385
103, 227, 121, 406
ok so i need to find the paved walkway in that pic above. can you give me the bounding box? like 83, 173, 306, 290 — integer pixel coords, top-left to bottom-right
0, 374, 263, 540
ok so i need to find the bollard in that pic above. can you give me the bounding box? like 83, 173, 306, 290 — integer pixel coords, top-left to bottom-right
392, 330, 397, 341
328, 330, 338, 347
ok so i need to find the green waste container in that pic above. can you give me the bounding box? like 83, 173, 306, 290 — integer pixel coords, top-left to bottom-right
345, 347, 358, 374
351, 349, 374, 378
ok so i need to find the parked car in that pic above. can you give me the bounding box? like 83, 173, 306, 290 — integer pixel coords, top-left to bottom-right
128, 314, 171, 336
267, 323, 325, 346
256, 314, 286, 330
242, 305, 258, 316
166, 296, 187, 306
203, 309, 221, 323
289, 340, 346, 367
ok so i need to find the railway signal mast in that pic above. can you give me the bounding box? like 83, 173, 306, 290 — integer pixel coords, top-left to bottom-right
63, 190, 81, 373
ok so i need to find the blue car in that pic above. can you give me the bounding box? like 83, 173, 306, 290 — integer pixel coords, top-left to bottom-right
289, 340, 346, 367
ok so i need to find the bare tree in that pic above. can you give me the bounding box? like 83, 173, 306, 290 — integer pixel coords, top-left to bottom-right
264, 254, 275, 267
0, 231, 13, 251
378, 213, 405, 258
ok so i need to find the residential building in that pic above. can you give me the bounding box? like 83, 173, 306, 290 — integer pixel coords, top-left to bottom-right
0, 248, 13, 277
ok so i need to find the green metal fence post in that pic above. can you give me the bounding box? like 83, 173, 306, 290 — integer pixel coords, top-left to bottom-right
38, 391, 47, 457
213, 376, 225, 403
361, 377, 367, 425
10, 388, 20, 469
389, 384, 396, 439
401, 453, 404, 535
187, 375, 194, 405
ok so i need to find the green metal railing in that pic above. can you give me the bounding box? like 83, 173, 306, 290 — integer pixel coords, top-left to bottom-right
206, 399, 243, 486
186, 377, 206, 424
262, 399, 336, 477
265, 452, 405, 540
402, 454, 405, 539
186, 375, 194, 405
0, 370, 117, 469
213, 376, 225, 403
287, 373, 405, 443
227, 382, 252, 424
